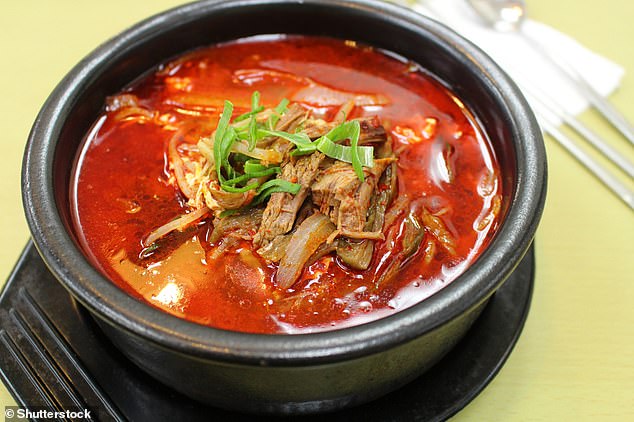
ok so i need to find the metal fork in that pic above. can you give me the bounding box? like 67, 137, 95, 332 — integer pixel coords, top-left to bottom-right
536, 110, 634, 210
399, 0, 634, 209
460, 0, 634, 209
516, 79, 634, 210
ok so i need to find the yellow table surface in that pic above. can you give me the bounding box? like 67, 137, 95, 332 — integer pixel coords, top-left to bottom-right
1, 1, 633, 420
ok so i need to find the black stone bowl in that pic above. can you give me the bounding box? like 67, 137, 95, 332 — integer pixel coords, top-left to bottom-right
21, 0, 546, 415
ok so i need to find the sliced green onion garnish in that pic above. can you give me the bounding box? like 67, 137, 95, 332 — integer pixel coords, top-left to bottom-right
315, 136, 374, 170
239, 91, 263, 151
210, 94, 374, 208
320, 120, 370, 180
289, 148, 315, 157
258, 129, 313, 150
256, 178, 301, 194
233, 106, 265, 123
220, 126, 238, 179
220, 181, 260, 193
213, 101, 234, 181
223, 167, 280, 186
267, 98, 290, 129
252, 91, 261, 110
327, 120, 362, 178
247, 115, 259, 150
325, 120, 356, 142
348, 121, 363, 181
233, 91, 262, 123
244, 160, 274, 173
234, 127, 248, 139
252, 179, 302, 205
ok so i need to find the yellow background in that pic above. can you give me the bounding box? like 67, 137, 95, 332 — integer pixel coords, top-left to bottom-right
1, 1, 632, 420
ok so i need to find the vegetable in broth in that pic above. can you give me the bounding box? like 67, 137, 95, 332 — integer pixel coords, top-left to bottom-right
71, 36, 503, 334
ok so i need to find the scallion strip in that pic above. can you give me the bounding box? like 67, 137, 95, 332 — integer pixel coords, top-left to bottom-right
220, 182, 259, 193
349, 121, 363, 181
233, 91, 262, 122
267, 98, 290, 129
289, 148, 315, 157
223, 167, 280, 186
325, 120, 357, 143
315, 136, 374, 169
233, 106, 264, 123
252, 179, 302, 205
213, 101, 234, 181
244, 160, 274, 173
245, 92, 263, 150
258, 129, 314, 151
251, 91, 261, 110
327, 120, 363, 179
220, 126, 238, 179
320, 120, 371, 180
233, 106, 265, 123
234, 127, 249, 139
256, 178, 301, 193
247, 116, 259, 150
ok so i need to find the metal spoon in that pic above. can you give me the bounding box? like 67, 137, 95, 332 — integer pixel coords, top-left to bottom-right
465, 0, 634, 209
467, 0, 634, 146
467, 0, 526, 32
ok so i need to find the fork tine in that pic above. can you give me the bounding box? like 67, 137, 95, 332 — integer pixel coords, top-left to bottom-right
530, 99, 634, 210
521, 83, 634, 179
528, 36, 634, 146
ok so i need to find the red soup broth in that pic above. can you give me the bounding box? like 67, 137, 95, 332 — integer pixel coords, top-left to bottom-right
71, 36, 503, 334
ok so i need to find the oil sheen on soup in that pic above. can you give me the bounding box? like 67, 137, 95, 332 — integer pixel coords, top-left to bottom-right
71, 36, 503, 334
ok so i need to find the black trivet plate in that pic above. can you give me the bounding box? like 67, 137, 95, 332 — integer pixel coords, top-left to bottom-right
0, 242, 534, 421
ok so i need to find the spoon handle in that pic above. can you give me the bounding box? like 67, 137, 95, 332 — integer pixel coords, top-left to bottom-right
467, 0, 526, 31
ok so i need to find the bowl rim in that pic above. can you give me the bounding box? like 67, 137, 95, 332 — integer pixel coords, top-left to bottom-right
22, 0, 546, 365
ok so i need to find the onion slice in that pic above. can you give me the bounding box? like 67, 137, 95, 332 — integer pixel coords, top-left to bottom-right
168, 131, 196, 199
276, 213, 336, 289
143, 206, 209, 246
